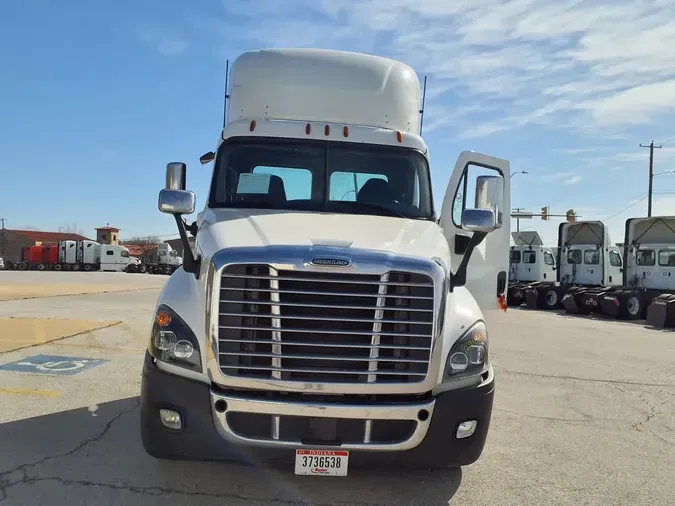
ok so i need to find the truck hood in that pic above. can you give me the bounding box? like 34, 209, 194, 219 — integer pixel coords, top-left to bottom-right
196, 209, 449, 260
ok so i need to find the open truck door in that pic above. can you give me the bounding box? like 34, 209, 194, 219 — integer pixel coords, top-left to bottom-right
438, 151, 511, 311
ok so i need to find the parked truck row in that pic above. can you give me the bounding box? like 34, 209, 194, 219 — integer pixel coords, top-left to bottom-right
507, 216, 675, 327
2, 241, 182, 275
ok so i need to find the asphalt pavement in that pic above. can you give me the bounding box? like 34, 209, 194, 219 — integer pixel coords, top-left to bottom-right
0, 271, 673, 505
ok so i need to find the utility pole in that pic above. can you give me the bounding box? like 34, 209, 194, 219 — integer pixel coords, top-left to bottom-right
640, 140, 662, 217
0, 217, 6, 257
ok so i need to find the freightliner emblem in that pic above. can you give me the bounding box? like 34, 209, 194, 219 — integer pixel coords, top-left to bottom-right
309, 257, 353, 268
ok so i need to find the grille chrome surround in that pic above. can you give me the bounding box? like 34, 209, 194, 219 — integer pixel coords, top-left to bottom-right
206, 246, 447, 395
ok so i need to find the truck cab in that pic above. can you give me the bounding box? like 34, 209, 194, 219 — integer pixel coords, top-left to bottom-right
599, 216, 675, 320
507, 231, 556, 307
140, 48, 511, 472
557, 220, 623, 314
509, 231, 556, 283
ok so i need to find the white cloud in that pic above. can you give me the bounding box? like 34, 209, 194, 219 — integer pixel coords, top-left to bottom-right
211, 0, 675, 139
138, 26, 188, 56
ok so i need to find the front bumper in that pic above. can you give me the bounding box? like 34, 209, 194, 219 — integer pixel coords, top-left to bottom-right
140, 352, 495, 468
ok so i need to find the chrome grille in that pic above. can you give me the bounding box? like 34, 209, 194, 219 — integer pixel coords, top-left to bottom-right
217, 264, 435, 383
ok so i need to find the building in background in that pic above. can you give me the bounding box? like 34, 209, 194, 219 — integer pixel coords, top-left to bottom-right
0, 229, 90, 262
165, 237, 195, 258
96, 224, 120, 245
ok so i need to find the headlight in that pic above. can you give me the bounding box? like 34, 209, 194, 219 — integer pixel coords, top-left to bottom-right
444, 321, 488, 380
149, 304, 202, 373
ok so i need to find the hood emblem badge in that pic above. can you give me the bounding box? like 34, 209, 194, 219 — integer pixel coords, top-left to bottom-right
308, 257, 353, 268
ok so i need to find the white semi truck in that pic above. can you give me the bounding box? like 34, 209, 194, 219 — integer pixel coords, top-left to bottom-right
524, 221, 623, 313
598, 216, 675, 321
140, 48, 511, 473
507, 231, 557, 307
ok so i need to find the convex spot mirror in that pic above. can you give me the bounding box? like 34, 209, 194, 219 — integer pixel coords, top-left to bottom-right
159, 189, 196, 215
462, 208, 498, 233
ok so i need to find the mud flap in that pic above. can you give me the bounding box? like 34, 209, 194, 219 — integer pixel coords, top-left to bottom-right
646, 294, 671, 328
598, 291, 621, 318
524, 286, 540, 309
561, 288, 581, 314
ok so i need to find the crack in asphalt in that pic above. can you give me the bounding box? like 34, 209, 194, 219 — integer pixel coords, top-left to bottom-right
0, 399, 140, 502
2, 475, 378, 505
494, 407, 593, 423
495, 367, 675, 388
0, 400, 380, 505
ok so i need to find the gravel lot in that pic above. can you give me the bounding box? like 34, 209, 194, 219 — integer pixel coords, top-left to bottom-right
0, 272, 673, 505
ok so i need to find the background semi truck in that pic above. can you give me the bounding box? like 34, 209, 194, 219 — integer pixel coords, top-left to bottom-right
6, 240, 181, 275
507, 231, 557, 307
140, 48, 511, 473
12, 241, 133, 272
598, 216, 675, 321
522, 221, 622, 312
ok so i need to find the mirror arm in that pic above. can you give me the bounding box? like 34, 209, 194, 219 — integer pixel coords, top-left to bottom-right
450, 231, 488, 289
173, 214, 201, 278
183, 218, 198, 237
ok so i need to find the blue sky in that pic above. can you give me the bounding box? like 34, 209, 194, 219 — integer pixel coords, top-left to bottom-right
3, 0, 675, 245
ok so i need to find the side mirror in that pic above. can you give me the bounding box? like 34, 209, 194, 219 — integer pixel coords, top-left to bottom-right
166, 162, 187, 191
473, 175, 504, 229
462, 208, 497, 233
200, 151, 215, 165
158, 189, 196, 215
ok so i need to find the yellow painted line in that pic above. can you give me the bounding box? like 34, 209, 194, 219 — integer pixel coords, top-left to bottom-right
44, 342, 146, 353
0, 318, 121, 353
0, 387, 61, 398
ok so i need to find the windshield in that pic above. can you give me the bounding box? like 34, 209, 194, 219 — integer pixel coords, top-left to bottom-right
208, 137, 433, 219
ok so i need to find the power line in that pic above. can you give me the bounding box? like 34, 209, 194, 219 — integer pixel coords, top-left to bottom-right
603, 195, 648, 221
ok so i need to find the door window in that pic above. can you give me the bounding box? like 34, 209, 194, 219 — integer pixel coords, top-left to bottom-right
658, 250, 675, 266
609, 250, 622, 267
452, 163, 504, 228
543, 251, 555, 265
510, 250, 521, 263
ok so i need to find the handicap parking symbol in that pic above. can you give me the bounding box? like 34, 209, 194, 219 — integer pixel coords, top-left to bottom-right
0, 355, 109, 376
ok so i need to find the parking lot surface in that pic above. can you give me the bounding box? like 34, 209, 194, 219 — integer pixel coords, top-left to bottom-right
0, 272, 673, 505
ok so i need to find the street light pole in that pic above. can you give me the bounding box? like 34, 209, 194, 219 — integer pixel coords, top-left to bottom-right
640, 141, 662, 217
510, 171, 528, 179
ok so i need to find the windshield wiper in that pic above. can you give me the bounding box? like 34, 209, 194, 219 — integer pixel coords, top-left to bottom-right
339, 201, 407, 218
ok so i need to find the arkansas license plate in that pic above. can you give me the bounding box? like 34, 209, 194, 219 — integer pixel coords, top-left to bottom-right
294, 449, 349, 476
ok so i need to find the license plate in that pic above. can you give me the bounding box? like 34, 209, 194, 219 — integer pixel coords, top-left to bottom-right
294, 449, 349, 476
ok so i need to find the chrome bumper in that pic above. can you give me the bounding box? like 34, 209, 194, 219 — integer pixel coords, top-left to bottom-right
210, 391, 435, 451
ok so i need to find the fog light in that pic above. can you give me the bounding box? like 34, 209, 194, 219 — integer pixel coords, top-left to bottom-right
456, 420, 477, 439
159, 409, 182, 430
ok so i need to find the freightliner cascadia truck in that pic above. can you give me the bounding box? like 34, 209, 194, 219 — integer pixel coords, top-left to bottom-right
140, 48, 511, 474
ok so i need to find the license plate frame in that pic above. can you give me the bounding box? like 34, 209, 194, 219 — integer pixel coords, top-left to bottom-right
294, 449, 349, 476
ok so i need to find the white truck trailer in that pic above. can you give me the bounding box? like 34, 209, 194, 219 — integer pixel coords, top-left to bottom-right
507, 231, 556, 307
597, 216, 675, 321
140, 48, 511, 473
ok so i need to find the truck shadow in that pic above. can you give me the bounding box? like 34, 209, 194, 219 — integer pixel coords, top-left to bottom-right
0, 397, 462, 505
547, 308, 675, 332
